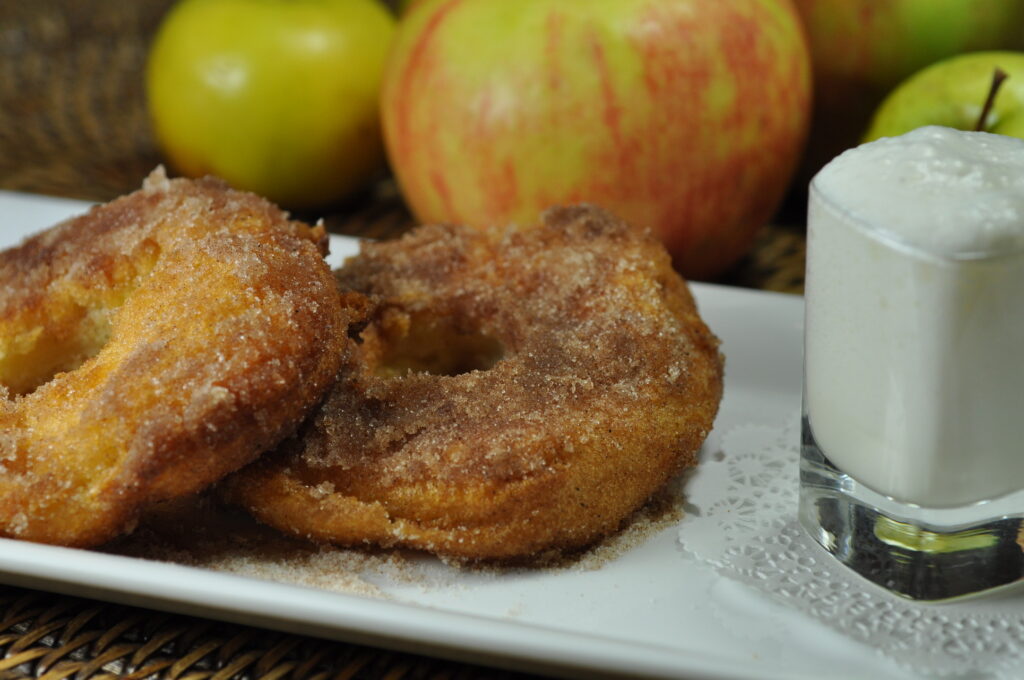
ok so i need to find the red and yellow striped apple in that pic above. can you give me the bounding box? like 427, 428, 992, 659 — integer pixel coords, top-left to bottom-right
381, 0, 811, 280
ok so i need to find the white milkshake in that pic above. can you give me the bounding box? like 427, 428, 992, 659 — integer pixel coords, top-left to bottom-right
805, 126, 1024, 508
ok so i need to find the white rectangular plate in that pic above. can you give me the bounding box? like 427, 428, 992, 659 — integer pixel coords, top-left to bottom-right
0, 191, 919, 680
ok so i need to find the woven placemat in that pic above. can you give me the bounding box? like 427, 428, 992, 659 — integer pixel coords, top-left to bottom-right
0, 3, 806, 679
0, 586, 530, 680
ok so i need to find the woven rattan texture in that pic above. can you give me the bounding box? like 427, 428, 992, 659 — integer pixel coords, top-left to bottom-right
0, 587, 527, 680
0, 2, 172, 201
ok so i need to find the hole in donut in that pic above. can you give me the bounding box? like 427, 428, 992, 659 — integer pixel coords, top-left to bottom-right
373, 311, 504, 377
1, 240, 160, 397
1, 307, 114, 397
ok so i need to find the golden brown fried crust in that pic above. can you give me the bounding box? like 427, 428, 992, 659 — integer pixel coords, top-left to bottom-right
0, 169, 353, 547
225, 205, 724, 562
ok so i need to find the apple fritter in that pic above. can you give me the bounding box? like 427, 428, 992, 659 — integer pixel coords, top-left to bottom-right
225, 205, 724, 562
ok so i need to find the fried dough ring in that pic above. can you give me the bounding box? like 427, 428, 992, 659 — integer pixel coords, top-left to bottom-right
226, 205, 724, 561
0, 169, 351, 547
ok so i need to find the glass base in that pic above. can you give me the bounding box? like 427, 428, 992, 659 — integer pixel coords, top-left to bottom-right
800, 416, 1024, 601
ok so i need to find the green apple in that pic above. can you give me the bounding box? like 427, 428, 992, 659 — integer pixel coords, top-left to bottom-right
147, 0, 396, 208
395, 0, 423, 13
864, 52, 1024, 141
381, 0, 811, 280
792, 0, 1024, 174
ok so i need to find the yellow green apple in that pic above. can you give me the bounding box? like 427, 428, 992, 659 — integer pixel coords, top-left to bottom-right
380, 0, 811, 280
147, 0, 396, 208
793, 0, 1024, 175
864, 52, 1024, 142
394, 0, 423, 14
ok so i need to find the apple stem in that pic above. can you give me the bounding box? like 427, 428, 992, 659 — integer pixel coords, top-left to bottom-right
974, 67, 1009, 132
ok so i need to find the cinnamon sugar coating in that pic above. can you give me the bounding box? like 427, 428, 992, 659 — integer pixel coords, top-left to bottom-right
226, 205, 724, 561
0, 169, 352, 547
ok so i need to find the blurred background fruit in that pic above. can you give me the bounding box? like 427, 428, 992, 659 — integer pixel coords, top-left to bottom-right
381, 0, 812, 280
864, 51, 1024, 142
394, 0, 421, 14
793, 0, 1024, 180
0, 0, 814, 291
146, 0, 396, 208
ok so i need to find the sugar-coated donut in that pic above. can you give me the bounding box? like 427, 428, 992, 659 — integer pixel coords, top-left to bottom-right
225, 205, 724, 562
0, 169, 352, 547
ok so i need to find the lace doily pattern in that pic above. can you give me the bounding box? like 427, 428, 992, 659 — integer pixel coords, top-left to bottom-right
680, 417, 1024, 678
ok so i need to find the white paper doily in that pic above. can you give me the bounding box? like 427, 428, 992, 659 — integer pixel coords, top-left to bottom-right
679, 416, 1024, 679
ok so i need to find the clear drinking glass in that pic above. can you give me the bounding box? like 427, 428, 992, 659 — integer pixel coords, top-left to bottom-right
800, 176, 1024, 601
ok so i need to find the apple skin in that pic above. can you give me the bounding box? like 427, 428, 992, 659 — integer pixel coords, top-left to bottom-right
864, 52, 1024, 142
793, 0, 1024, 176
380, 0, 811, 280
147, 0, 396, 208
395, 0, 425, 14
